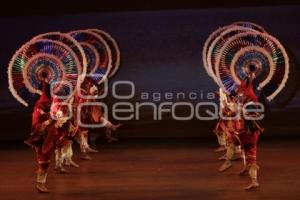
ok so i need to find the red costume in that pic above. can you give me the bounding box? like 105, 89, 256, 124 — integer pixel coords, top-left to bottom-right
238, 76, 263, 190
238, 78, 262, 167
25, 81, 51, 150
73, 78, 100, 159
25, 81, 75, 193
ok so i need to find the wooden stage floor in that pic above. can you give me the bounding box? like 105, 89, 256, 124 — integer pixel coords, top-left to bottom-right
0, 139, 299, 200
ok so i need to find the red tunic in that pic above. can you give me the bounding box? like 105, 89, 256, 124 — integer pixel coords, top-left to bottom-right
239, 80, 258, 102
32, 93, 51, 129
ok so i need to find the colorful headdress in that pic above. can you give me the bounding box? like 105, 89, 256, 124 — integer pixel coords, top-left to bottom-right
69, 30, 112, 84
8, 36, 86, 106
203, 21, 289, 101
8, 29, 121, 106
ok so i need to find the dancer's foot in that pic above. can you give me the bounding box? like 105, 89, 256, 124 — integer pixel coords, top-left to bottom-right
218, 154, 227, 160
86, 147, 99, 153
244, 179, 260, 190
218, 161, 232, 172
215, 146, 226, 153
68, 160, 80, 168
80, 153, 92, 160
36, 183, 49, 193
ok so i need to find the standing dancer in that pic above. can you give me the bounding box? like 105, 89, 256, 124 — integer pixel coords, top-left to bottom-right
54, 123, 79, 172
218, 74, 264, 190
213, 88, 228, 152
24, 81, 69, 193
36, 109, 70, 192
218, 95, 243, 172
217, 92, 243, 161
74, 78, 99, 160
52, 96, 80, 172
237, 74, 264, 190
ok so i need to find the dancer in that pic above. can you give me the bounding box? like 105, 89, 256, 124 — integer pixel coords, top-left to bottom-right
213, 88, 228, 152
74, 78, 100, 160
36, 109, 70, 192
52, 96, 80, 172
24, 80, 52, 193
54, 111, 80, 172
218, 95, 244, 172
24, 81, 70, 193
237, 74, 264, 190
219, 73, 263, 190
217, 92, 243, 162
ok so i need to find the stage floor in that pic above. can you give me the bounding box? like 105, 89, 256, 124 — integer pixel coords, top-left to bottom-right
0, 139, 299, 200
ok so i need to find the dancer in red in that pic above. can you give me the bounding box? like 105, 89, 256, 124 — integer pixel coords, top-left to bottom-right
237, 74, 264, 190
218, 100, 244, 172
52, 99, 80, 173
74, 78, 100, 160
218, 74, 263, 190
35, 109, 70, 192
24, 79, 76, 192
24, 80, 52, 193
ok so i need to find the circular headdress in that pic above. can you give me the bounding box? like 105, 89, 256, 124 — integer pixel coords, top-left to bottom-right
215, 31, 289, 101
206, 25, 259, 84
203, 22, 266, 83
33, 32, 88, 98
69, 30, 112, 84
89, 29, 121, 78
8, 38, 83, 106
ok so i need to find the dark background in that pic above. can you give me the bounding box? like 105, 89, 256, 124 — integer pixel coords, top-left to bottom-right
1, 1, 300, 140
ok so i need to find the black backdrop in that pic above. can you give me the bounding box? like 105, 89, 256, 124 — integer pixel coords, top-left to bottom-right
1, 5, 300, 140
